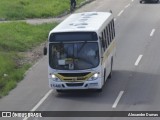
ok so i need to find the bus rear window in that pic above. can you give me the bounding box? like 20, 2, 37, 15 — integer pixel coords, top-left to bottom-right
49, 32, 98, 42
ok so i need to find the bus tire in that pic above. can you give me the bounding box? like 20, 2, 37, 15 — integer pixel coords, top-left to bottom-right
56, 89, 63, 93
96, 88, 103, 93
104, 69, 106, 82
108, 58, 113, 79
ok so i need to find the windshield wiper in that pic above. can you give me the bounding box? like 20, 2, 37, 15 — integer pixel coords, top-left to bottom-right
77, 41, 87, 53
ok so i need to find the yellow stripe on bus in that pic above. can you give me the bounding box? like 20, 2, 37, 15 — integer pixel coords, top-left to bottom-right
102, 39, 116, 63
55, 73, 94, 82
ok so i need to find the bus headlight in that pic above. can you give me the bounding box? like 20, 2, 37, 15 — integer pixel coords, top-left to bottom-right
89, 73, 99, 81
51, 74, 61, 82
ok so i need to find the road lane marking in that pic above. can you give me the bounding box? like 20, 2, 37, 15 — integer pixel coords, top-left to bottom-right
31, 89, 53, 111
118, 10, 124, 17
125, 4, 131, 9
132, 0, 134, 2
150, 29, 155, 37
112, 91, 124, 108
23, 89, 53, 120
135, 55, 143, 66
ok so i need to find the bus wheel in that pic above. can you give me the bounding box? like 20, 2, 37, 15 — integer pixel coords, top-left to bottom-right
96, 88, 103, 93
56, 89, 63, 93
108, 58, 113, 79
104, 69, 106, 81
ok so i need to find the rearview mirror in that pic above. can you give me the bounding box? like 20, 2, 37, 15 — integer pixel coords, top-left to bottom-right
43, 47, 47, 55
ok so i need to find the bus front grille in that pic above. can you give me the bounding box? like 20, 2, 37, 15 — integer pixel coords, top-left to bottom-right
66, 83, 84, 87
55, 72, 93, 82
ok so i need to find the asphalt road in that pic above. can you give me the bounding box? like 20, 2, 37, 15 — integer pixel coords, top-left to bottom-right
1, 0, 160, 120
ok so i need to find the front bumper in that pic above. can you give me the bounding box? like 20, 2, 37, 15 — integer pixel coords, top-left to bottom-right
49, 78, 102, 90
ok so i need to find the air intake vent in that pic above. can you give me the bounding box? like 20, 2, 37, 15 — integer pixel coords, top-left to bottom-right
69, 12, 98, 28
79, 19, 88, 21
77, 26, 86, 28
81, 12, 98, 16
69, 22, 88, 26
80, 23, 88, 25
82, 16, 90, 19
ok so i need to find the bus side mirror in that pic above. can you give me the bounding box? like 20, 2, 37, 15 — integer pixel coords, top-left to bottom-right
109, 10, 112, 13
43, 47, 47, 55
99, 37, 105, 49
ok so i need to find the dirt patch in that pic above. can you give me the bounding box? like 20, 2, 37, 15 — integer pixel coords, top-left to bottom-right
19, 42, 46, 66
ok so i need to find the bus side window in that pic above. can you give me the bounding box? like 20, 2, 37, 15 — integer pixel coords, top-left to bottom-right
106, 26, 110, 46
109, 22, 112, 43
101, 32, 106, 50
106, 26, 108, 45
112, 20, 115, 38
99, 35, 105, 53
110, 20, 115, 42
104, 29, 108, 49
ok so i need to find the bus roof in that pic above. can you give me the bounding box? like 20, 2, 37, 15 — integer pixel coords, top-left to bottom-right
50, 12, 113, 34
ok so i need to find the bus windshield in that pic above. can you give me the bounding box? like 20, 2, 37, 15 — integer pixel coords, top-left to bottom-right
49, 42, 99, 70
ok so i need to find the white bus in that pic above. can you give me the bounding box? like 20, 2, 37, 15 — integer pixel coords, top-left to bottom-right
44, 12, 116, 92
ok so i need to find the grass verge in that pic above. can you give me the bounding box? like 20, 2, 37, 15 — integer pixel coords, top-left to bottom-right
0, 22, 57, 97
0, 0, 85, 20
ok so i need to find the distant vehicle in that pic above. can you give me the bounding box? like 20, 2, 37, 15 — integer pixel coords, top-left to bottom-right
44, 12, 116, 92
140, 0, 159, 3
